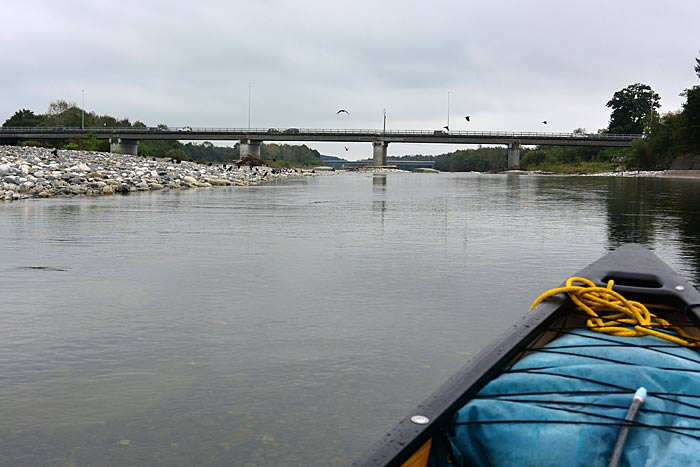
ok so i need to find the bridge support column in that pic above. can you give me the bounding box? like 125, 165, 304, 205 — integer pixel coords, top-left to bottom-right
372, 141, 388, 166
240, 139, 262, 158
110, 138, 139, 156
507, 142, 521, 169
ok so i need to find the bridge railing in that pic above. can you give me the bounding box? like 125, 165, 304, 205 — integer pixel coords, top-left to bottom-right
0, 126, 643, 140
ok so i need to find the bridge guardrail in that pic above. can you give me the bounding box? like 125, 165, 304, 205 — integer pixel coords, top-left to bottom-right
0, 126, 643, 140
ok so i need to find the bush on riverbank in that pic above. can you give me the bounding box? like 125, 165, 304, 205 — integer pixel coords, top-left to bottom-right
520, 146, 630, 173
521, 160, 620, 174
434, 147, 507, 171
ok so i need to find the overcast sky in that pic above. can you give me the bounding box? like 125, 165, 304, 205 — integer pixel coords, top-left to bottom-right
2, 0, 699, 160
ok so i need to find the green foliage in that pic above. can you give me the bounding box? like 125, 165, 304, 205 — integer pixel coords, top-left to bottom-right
434, 147, 507, 172
82, 132, 101, 151
520, 149, 547, 167
261, 143, 322, 166
169, 148, 189, 161
521, 145, 604, 169
527, 160, 618, 174
681, 86, 700, 151
388, 154, 436, 161
626, 139, 659, 169
63, 142, 80, 150
181, 141, 238, 163
139, 139, 187, 159
695, 50, 700, 79
3, 109, 44, 127
607, 83, 660, 134
43, 105, 82, 128
597, 147, 631, 163
626, 95, 700, 169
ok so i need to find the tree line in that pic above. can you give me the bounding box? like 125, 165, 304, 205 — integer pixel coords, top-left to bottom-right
432, 52, 700, 172
1, 102, 323, 167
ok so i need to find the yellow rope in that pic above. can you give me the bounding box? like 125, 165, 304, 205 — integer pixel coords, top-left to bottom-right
530, 276, 700, 348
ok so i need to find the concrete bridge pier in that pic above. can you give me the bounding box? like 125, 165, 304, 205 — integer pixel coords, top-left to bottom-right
373, 141, 388, 166
507, 142, 521, 168
240, 139, 262, 158
110, 138, 139, 156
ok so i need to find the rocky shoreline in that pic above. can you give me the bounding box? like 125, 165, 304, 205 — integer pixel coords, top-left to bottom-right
0, 146, 312, 201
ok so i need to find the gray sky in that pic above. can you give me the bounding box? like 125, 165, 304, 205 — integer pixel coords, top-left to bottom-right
2, 0, 699, 160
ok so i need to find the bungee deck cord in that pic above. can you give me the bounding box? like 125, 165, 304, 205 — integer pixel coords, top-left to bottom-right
530, 276, 700, 348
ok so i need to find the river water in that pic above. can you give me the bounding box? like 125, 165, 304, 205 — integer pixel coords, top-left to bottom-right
1, 172, 700, 466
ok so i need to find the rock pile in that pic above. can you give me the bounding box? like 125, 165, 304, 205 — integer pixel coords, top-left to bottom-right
0, 146, 305, 201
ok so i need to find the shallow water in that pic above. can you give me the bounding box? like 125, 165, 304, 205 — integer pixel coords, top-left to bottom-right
1, 172, 699, 466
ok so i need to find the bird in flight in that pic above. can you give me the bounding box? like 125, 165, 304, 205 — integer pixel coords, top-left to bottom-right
443, 125, 449, 131
541, 120, 548, 124
337, 109, 349, 114
465, 116, 470, 122
344, 147, 349, 151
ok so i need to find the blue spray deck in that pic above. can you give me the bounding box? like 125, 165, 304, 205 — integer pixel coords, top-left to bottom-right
439, 329, 700, 466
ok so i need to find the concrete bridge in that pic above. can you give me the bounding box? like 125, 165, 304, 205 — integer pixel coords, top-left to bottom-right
0, 126, 642, 168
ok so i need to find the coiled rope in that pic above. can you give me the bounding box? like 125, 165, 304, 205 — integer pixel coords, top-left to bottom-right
530, 277, 700, 348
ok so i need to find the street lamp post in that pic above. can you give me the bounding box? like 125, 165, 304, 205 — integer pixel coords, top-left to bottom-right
81, 89, 85, 129
447, 91, 450, 130
383, 108, 386, 133
248, 84, 252, 129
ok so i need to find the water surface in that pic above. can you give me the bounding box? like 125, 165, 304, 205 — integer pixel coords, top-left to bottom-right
1, 172, 699, 466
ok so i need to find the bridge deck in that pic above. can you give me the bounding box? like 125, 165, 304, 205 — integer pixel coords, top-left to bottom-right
0, 127, 641, 147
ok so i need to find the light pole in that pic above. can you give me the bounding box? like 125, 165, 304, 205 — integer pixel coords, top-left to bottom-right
81, 89, 85, 129
383, 108, 386, 133
447, 91, 450, 130
248, 84, 252, 129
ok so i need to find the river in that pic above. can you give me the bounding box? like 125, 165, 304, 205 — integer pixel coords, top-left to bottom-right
1, 172, 699, 466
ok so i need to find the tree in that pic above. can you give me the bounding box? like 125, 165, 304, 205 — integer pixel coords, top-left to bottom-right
3, 109, 43, 127
47, 99, 76, 115
606, 83, 660, 134
681, 86, 700, 151
695, 50, 700, 79
82, 131, 101, 151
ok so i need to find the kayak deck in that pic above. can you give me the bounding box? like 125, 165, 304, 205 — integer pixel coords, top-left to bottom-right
435, 320, 700, 466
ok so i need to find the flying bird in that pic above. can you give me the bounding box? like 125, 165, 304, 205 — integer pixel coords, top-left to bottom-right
344, 147, 349, 151
443, 125, 449, 131
541, 121, 548, 125
465, 116, 470, 122
336, 109, 349, 114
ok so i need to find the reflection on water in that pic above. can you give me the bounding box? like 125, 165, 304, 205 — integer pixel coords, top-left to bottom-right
372, 174, 387, 224
1, 172, 700, 466
372, 173, 387, 190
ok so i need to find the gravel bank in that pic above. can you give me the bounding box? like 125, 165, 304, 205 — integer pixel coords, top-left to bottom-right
0, 146, 312, 201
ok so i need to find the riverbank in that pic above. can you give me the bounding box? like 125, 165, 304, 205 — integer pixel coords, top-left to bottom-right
0, 146, 315, 201
503, 168, 665, 177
